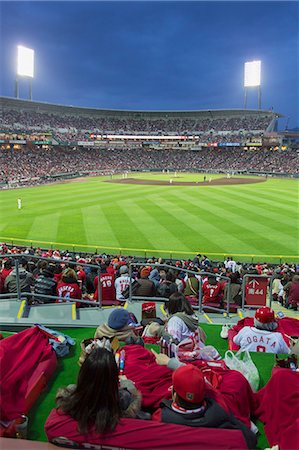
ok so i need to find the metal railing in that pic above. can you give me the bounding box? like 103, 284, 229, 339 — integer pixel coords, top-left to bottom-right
127, 263, 202, 306
127, 263, 232, 316
0, 254, 103, 307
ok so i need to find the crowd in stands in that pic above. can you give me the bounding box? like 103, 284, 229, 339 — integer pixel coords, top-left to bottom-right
1, 147, 298, 185
1, 243, 298, 449
2, 107, 273, 135
1, 245, 298, 311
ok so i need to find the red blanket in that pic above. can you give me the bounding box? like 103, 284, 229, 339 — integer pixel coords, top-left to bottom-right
253, 367, 299, 450
45, 409, 248, 449
122, 345, 254, 427
123, 345, 173, 409
228, 316, 298, 350
0, 326, 57, 421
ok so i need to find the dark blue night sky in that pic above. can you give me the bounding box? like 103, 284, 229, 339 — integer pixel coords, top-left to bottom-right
1, 1, 298, 129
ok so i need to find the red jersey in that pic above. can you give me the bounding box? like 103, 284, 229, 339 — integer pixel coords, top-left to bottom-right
202, 282, 222, 303
0, 268, 13, 282
94, 273, 115, 303
77, 269, 86, 283
56, 281, 82, 306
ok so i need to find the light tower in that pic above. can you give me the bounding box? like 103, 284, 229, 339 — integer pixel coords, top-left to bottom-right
244, 60, 261, 110
15, 45, 35, 100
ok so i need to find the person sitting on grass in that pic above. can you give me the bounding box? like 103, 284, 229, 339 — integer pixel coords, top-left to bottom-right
147, 293, 206, 344
233, 307, 290, 354
165, 293, 206, 344
94, 308, 137, 342
151, 352, 257, 449
53, 346, 142, 434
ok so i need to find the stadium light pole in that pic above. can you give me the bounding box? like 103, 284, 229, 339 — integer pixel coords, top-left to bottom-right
244, 60, 261, 110
16, 45, 35, 100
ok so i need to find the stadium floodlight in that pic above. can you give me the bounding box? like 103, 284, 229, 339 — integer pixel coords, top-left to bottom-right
243, 60, 262, 110
244, 60, 261, 87
17, 45, 34, 78
15, 45, 35, 100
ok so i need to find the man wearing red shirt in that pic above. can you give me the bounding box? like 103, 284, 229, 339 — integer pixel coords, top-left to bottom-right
202, 276, 222, 304
94, 264, 116, 305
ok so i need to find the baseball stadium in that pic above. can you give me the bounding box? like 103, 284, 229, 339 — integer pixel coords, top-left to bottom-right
1, 95, 298, 450
1, 3, 299, 447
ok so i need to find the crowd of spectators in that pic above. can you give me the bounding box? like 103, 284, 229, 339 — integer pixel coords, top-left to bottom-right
0, 244, 298, 310
1, 107, 274, 136
0, 146, 298, 185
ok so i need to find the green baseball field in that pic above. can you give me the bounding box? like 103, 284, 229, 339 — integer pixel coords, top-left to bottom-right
0, 172, 298, 262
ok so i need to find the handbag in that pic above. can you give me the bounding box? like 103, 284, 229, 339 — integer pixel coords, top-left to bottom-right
224, 349, 260, 391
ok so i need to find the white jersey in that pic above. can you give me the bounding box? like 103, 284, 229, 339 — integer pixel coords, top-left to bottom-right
167, 316, 195, 343
227, 260, 237, 273
114, 275, 131, 300
233, 326, 290, 354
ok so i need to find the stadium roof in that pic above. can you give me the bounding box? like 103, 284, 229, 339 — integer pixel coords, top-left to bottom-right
0, 96, 282, 119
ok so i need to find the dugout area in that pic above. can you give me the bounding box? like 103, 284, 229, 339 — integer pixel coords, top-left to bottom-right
1, 324, 279, 449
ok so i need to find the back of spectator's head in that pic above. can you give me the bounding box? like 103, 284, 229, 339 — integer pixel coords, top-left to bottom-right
20, 257, 28, 268
166, 269, 176, 282
172, 365, 205, 408
37, 259, 48, 271
254, 307, 277, 331
167, 292, 194, 316
108, 308, 131, 330
119, 265, 129, 275
229, 272, 239, 283
61, 347, 120, 434
3, 259, 12, 269
292, 274, 299, 283
140, 267, 151, 279
62, 268, 78, 282
208, 275, 217, 285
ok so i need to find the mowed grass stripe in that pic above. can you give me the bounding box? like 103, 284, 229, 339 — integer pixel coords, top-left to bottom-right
82, 205, 121, 248
167, 190, 266, 253
2, 212, 34, 240
210, 186, 296, 223
56, 209, 88, 246
147, 194, 235, 254
26, 213, 60, 243
253, 189, 299, 207
101, 203, 154, 251
140, 197, 226, 253
240, 186, 297, 211
168, 191, 268, 253
119, 199, 191, 252
18, 185, 162, 216
185, 188, 296, 243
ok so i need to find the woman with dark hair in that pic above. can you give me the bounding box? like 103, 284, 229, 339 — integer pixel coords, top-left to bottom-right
54, 347, 142, 436
157, 269, 178, 299
165, 293, 206, 343
223, 272, 242, 306
56, 347, 120, 434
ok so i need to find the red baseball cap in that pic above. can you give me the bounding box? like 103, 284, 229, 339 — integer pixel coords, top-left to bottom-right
255, 306, 275, 323
172, 365, 205, 404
